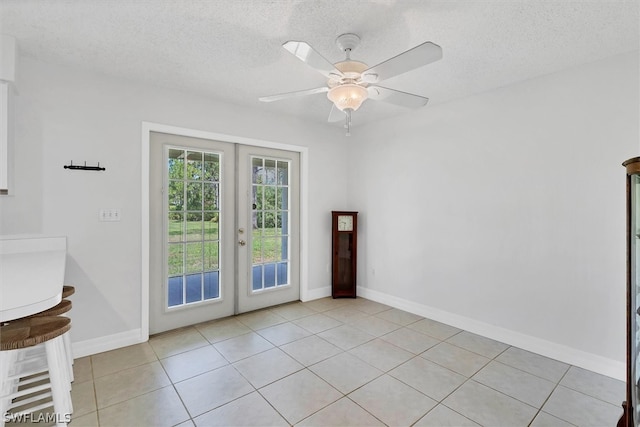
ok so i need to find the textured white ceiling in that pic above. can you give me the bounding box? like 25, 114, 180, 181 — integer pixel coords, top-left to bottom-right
1, 0, 638, 128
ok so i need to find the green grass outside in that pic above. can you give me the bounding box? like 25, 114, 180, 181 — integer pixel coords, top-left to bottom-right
168, 220, 286, 275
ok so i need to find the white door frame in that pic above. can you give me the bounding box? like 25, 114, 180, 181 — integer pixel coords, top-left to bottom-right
141, 121, 309, 340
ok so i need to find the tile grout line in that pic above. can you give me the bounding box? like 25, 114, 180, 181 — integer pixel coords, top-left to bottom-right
527, 367, 577, 427
77, 298, 623, 426
89, 355, 102, 427
152, 342, 195, 426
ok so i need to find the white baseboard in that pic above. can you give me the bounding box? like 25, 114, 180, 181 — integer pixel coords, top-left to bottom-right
71, 328, 146, 359
357, 286, 625, 381
69, 287, 623, 381
70, 286, 333, 358
301, 286, 331, 302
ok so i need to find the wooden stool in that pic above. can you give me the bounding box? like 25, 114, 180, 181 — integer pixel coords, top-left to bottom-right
61, 286, 75, 299
0, 316, 72, 426
60, 285, 75, 380
29, 300, 72, 318
28, 300, 74, 383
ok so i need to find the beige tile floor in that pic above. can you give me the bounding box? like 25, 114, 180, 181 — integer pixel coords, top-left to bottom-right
43, 298, 631, 426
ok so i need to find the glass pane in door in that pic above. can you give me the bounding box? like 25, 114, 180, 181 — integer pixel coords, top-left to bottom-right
167, 148, 221, 308
251, 156, 290, 291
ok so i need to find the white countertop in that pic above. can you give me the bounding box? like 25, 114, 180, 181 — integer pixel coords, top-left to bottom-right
0, 235, 67, 321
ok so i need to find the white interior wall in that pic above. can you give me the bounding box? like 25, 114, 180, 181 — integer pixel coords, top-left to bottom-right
2, 50, 638, 378
0, 57, 349, 351
348, 51, 639, 378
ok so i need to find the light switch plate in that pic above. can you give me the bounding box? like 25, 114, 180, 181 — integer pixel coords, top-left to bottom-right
99, 209, 121, 222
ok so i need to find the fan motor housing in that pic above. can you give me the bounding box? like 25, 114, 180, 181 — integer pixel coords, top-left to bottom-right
329, 60, 369, 87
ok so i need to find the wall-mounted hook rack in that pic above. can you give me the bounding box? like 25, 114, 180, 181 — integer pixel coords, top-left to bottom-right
63, 161, 105, 171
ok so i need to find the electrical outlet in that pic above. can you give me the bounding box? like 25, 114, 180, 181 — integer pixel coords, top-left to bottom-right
99, 209, 121, 222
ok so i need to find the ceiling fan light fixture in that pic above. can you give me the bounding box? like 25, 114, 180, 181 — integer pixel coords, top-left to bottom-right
263, 34, 443, 136
327, 84, 368, 111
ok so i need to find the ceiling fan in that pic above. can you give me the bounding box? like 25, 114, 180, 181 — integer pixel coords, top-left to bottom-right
259, 33, 443, 135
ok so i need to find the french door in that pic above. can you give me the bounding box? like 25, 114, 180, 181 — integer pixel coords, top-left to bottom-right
149, 132, 300, 334
237, 144, 300, 313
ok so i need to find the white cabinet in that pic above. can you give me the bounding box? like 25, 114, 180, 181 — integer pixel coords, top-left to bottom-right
0, 34, 16, 195
0, 81, 12, 195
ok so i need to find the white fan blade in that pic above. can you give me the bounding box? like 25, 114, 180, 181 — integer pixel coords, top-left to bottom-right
283, 41, 344, 79
362, 42, 442, 83
367, 86, 429, 108
259, 87, 328, 102
327, 104, 346, 122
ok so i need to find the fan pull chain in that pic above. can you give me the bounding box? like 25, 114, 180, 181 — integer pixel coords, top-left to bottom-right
345, 109, 352, 136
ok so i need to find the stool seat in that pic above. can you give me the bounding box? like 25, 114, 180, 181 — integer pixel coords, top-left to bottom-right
1, 316, 71, 351
28, 300, 72, 318
62, 285, 75, 299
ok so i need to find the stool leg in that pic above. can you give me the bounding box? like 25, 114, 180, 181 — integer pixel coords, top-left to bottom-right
63, 331, 73, 383
57, 334, 73, 410
55, 336, 73, 415
0, 351, 18, 427
60, 314, 74, 383
45, 337, 70, 427
51, 337, 71, 426
3, 349, 19, 402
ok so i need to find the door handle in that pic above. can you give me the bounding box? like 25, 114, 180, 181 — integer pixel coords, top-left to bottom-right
238, 240, 246, 246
